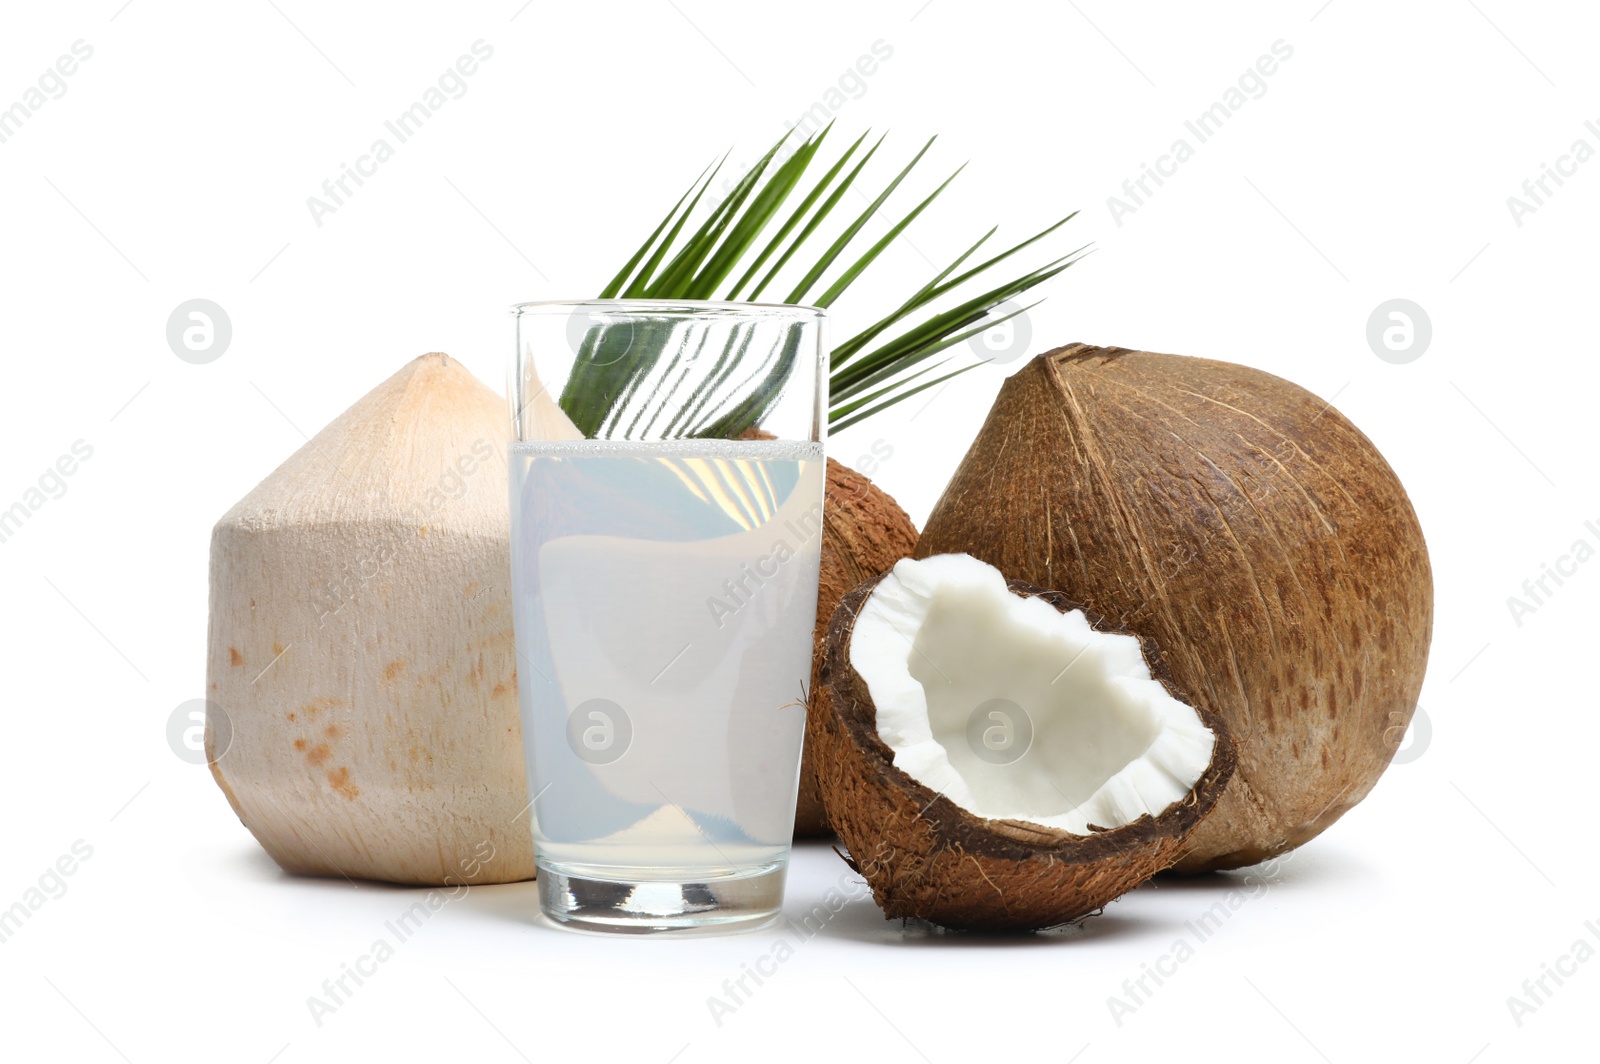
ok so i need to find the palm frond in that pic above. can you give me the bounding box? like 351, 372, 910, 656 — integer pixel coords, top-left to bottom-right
573, 128, 1085, 437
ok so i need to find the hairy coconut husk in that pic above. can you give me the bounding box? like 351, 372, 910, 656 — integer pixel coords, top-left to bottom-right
793, 460, 919, 837
206, 354, 549, 885
816, 570, 1236, 931
915, 344, 1434, 872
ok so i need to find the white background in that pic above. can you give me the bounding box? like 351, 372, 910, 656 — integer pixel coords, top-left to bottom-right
1, 0, 1596, 1060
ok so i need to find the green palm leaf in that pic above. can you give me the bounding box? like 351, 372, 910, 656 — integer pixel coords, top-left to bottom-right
570, 127, 1084, 438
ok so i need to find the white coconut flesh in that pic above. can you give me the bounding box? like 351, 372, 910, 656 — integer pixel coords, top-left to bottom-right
849, 554, 1216, 835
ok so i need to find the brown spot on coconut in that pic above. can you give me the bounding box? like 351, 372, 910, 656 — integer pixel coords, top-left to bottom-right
815, 553, 1235, 931
206, 352, 579, 885
914, 344, 1433, 872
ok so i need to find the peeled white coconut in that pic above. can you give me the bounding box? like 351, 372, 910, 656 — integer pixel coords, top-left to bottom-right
850, 553, 1216, 835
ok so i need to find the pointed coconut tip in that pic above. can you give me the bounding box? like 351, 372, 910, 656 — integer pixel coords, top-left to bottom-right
356, 349, 496, 406
215, 352, 511, 529
815, 558, 1237, 932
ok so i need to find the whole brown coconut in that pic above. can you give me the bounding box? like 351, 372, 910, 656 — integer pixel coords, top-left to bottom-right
815, 563, 1236, 931
915, 344, 1433, 871
793, 460, 918, 836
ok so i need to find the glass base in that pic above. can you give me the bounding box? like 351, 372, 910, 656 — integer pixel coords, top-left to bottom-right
536, 859, 787, 936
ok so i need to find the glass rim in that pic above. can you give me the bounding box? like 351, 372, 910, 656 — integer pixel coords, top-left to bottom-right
509, 297, 826, 319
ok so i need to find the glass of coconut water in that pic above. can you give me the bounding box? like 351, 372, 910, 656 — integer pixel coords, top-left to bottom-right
508, 300, 826, 934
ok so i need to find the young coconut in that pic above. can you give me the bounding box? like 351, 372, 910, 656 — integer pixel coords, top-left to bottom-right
916, 344, 1434, 872
206, 353, 576, 885
794, 459, 918, 837
815, 553, 1235, 931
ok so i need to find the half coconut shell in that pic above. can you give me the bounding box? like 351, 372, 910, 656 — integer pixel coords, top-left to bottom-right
815, 559, 1236, 932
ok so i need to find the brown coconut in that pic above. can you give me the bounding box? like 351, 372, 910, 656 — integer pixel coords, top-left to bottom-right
793, 459, 918, 836
815, 564, 1236, 931
915, 343, 1434, 872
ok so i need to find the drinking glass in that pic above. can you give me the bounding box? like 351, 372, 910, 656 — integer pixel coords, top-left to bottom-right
508, 299, 826, 934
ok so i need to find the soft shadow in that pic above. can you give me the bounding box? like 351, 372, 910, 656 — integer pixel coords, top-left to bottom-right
195, 840, 405, 896
805, 906, 1155, 947
235, 843, 291, 880
260, 864, 435, 898
1147, 845, 1347, 894
791, 837, 1166, 947
226, 844, 548, 917
448, 880, 546, 929
789, 837, 1359, 946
